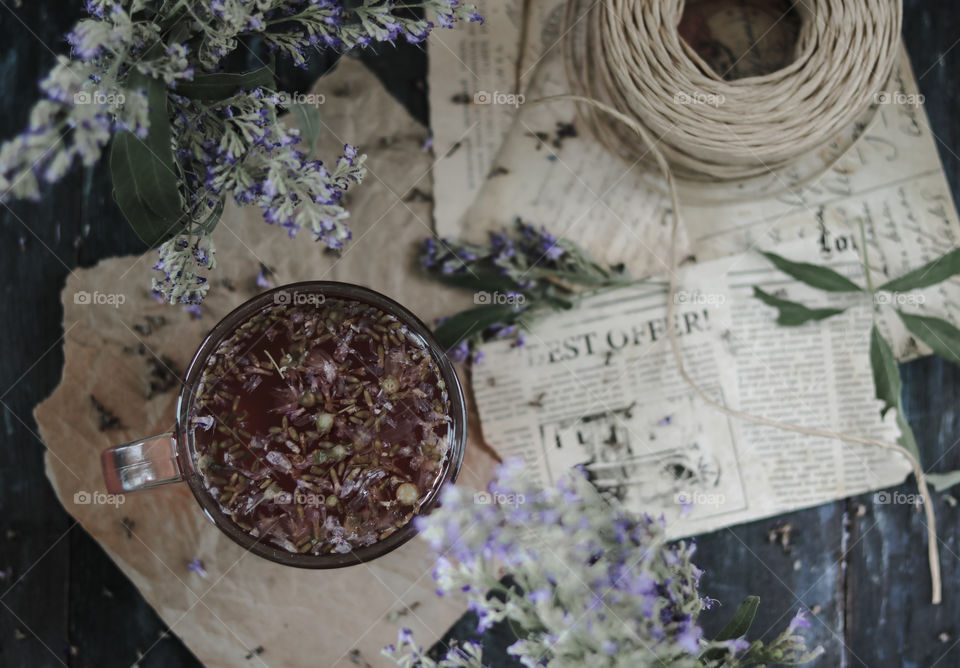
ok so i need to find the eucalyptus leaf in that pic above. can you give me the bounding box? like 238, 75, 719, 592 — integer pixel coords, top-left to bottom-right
869, 325, 901, 419
110, 72, 184, 247
175, 65, 276, 100
700, 596, 760, 662
869, 325, 921, 461
878, 247, 960, 293
139, 70, 180, 182
925, 470, 960, 492
896, 310, 960, 366
715, 595, 760, 640
111, 183, 177, 248
752, 287, 846, 326
761, 251, 863, 292
432, 304, 523, 351
290, 103, 322, 158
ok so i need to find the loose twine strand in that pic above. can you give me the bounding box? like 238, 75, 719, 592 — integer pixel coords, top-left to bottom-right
526, 0, 940, 602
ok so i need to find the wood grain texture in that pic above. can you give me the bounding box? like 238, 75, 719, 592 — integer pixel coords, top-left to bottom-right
0, 0, 957, 666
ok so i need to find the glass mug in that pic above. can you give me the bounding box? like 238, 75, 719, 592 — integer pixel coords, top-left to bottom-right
101, 281, 467, 568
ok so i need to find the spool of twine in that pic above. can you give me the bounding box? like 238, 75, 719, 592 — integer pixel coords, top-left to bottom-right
537, 0, 941, 603
563, 0, 902, 183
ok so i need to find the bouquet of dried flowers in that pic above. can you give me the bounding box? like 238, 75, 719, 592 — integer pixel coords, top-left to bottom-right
384, 461, 823, 667
0, 0, 480, 304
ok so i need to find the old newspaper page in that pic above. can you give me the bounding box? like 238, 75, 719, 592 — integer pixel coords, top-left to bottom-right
471, 241, 913, 537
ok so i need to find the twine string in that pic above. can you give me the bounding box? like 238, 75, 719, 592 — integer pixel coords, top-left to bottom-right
563, 0, 902, 183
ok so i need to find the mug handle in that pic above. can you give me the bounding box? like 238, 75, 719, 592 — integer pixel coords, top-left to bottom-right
101, 433, 183, 493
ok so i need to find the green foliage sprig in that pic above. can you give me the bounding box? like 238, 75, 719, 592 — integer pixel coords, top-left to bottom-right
753, 223, 960, 482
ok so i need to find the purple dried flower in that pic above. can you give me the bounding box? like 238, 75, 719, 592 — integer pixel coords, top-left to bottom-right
446, 340, 470, 364
386, 464, 820, 667
724, 637, 751, 654
788, 608, 812, 632
187, 558, 207, 578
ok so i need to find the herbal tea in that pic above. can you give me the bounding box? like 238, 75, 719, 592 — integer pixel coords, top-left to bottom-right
190, 296, 453, 556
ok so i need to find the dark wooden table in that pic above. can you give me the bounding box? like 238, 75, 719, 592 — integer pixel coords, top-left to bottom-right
1, 2, 959, 666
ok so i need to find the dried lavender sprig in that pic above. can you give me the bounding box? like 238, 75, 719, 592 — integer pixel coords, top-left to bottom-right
421, 219, 634, 361
383, 461, 823, 667
0, 0, 481, 304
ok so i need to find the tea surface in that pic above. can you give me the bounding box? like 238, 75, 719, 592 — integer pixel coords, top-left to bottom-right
190, 297, 452, 555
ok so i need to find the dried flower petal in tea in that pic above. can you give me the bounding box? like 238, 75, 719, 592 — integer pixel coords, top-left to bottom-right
190, 296, 454, 556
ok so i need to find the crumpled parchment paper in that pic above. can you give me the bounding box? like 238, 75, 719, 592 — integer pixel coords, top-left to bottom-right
34, 56, 497, 668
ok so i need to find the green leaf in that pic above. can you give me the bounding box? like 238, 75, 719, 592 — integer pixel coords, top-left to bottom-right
111, 183, 178, 248
878, 247, 960, 293
870, 325, 922, 461
432, 304, 522, 351
925, 470, 960, 492
174, 65, 276, 100
753, 287, 846, 326
110, 72, 184, 247
507, 617, 530, 641
714, 595, 760, 640
290, 103, 322, 158
896, 310, 960, 366
700, 596, 760, 662
870, 325, 901, 419
761, 251, 863, 292
895, 411, 921, 463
